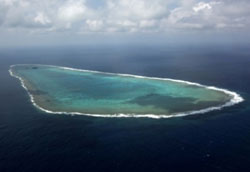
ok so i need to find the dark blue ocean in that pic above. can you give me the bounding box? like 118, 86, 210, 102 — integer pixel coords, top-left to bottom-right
0, 44, 250, 172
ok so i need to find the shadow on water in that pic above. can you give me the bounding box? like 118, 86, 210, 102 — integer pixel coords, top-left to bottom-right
128, 93, 221, 113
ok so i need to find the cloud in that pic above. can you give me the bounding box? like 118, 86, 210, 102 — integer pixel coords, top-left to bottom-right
165, 0, 250, 30
34, 12, 51, 25
57, 0, 86, 22
85, 19, 103, 31
193, 2, 212, 12
106, 0, 168, 20
0, 0, 250, 34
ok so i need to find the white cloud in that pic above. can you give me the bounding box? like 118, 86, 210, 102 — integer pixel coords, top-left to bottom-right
1, 0, 16, 6
0, 0, 29, 7
0, 0, 249, 33
139, 20, 156, 28
168, 7, 193, 24
106, 0, 168, 20
34, 12, 51, 25
57, 0, 86, 22
193, 2, 212, 12
85, 19, 103, 31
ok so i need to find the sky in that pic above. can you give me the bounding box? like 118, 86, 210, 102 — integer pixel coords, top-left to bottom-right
1, 0, 250, 46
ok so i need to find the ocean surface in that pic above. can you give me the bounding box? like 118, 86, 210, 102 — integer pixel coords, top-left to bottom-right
0, 44, 250, 172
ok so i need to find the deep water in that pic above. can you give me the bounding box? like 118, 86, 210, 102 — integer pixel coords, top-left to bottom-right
0, 44, 250, 172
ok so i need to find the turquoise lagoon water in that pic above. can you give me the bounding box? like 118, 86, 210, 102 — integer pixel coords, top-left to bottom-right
10, 64, 235, 118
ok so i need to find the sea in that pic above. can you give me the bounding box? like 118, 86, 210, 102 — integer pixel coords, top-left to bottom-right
0, 43, 250, 172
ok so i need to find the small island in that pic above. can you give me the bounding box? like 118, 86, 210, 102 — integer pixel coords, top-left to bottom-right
9, 64, 243, 118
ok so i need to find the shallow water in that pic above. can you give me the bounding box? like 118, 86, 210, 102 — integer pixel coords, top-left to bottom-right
11, 64, 234, 117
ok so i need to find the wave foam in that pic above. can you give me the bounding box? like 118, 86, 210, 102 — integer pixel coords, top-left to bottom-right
9, 64, 244, 119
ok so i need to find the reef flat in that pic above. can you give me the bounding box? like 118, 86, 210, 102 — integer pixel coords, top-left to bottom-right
9, 64, 243, 118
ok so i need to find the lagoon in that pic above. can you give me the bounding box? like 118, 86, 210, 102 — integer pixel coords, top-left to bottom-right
9, 64, 243, 118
